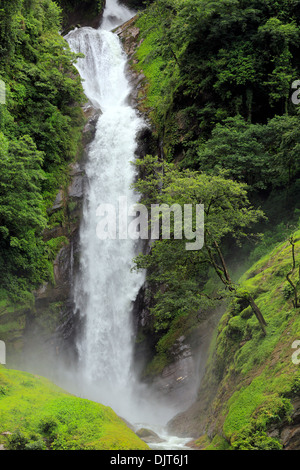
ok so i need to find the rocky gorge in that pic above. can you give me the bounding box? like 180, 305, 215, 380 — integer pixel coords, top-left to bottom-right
0, 6, 202, 428
1, 0, 300, 452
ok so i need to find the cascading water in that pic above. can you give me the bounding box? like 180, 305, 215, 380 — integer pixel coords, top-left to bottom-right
65, 1, 192, 447
101, 0, 135, 31
65, 14, 146, 418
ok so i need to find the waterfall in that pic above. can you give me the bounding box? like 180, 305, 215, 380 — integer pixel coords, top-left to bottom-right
101, 0, 135, 31
65, 3, 146, 419
64, 1, 188, 434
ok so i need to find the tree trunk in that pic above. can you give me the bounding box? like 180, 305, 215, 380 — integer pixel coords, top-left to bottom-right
247, 294, 267, 336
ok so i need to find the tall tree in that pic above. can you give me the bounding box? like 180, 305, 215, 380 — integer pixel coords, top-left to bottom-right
132, 155, 267, 334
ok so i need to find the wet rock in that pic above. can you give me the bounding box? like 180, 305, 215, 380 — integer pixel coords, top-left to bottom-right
68, 166, 86, 200
268, 398, 300, 450
116, 16, 150, 118
151, 337, 198, 409
136, 428, 165, 444
82, 104, 101, 148
51, 190, 64, 211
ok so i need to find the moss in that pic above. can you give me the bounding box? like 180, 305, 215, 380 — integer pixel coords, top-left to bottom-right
205, 435, 231, 450
134, 11, 180, 146
231, 429, 283, 450
143, 352, 169, 378
142, 312, 197, 378
223, 375, 270, 439
0, 366, 149, 450
194, 229, 300, 448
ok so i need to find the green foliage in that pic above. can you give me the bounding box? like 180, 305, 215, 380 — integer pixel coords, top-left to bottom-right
132, 155, 264, 365
0, 366, 149, 450
231, 429, 283, 450
195, 230, 300, 447
0, 0, 85, 300
7, 430, 30, 450
205, 434, 231, 450
135, 0, 300, 223
195, 113, 300, 193
133, 0, 300, 381
137, 0, 300, 137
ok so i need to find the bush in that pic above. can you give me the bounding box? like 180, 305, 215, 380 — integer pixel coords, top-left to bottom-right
25, 439, 47, 450
38, 416, 59, 436
231, 429, 282, 450
7, 431, 29, 450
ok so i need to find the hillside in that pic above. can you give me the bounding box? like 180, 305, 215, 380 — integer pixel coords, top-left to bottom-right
0, 365, 149, 450
168, 230, 300, 449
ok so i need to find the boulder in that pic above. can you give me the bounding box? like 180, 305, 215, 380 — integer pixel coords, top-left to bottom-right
135, 428, 165, 444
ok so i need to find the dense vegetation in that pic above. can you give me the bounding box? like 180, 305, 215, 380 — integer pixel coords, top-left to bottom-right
0, 366, 148, 449
0, 0, 86, 302
169, 230, 300, 449
127, 0, 300, 449
131, 0, 300, 375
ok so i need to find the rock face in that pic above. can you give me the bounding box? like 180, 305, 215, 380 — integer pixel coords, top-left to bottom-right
60, 0, 106, 34
115, 17, 150, 120
267, 398, 300, 450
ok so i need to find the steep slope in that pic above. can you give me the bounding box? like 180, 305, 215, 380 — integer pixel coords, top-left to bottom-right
169, 230, 300, 450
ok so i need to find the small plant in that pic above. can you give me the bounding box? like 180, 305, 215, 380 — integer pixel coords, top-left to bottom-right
38, 416, 59, 436
25, 439, 47, 450
283, 282, 294, 300
7, 431, 29, 450
0, 385, 8, 396
231, 429, 282, 450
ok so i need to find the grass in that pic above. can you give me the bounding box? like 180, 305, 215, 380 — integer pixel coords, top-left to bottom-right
0, 366, 149, 450
195, 229, 300, 449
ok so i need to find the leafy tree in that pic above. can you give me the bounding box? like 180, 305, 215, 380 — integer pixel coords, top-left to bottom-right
0, 133, 48, 295
194, 113, 300, 193
0, 0, 86, 298
132, 155, 267, 335
137, 0, 300, 159
0, 0, 23, 58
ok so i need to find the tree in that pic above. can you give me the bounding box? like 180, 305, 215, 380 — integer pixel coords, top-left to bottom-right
0, 132, 47, 296
0, 0, 86, 299
132, 155, 267, 335
0, 0, 23, 58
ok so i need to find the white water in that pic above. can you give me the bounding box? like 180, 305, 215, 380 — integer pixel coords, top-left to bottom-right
101, 0, 135, 31
65, 0, 192, 450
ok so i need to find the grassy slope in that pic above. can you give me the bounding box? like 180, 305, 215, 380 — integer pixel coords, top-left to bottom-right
0, 366, 149, 450
183, 230, 300, 450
